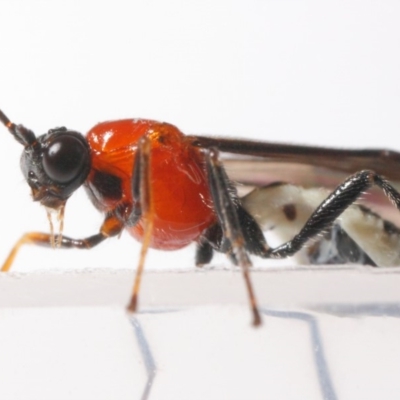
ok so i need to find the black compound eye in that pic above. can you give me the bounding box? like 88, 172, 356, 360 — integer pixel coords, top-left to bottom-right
42, 135, 88, 184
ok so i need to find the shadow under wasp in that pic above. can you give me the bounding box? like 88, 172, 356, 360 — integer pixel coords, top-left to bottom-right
1, 108, 400, 326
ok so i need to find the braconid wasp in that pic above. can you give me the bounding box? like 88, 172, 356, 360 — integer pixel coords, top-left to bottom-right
2, 108, 400, 326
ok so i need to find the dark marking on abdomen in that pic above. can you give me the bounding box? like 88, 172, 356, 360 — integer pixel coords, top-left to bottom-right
283, 203, 297, 221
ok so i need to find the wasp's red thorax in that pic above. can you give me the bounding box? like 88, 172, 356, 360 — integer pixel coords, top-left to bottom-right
85, 119, 216, 250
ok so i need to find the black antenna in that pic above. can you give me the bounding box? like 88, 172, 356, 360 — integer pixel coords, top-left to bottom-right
0, 109, 36, 146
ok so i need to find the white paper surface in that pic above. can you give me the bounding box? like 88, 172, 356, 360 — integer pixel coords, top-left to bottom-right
1, 267, 400, 400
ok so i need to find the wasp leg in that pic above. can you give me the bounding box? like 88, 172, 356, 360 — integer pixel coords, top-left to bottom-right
263, 170, 400, 259
195, 238, 214, 266
204, 147, 262, 326
198, 205, 269, 263
115, 137, 146, 227
126, 136, 154, 313
1, 214, 124, 272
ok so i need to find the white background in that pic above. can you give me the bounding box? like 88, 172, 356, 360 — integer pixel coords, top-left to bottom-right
1, 0, 400, 272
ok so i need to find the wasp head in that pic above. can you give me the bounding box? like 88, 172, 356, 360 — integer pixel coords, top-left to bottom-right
20, 126, 91, 209
1, 109, 92, 246
1, 109, 91, 209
